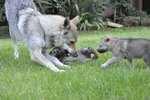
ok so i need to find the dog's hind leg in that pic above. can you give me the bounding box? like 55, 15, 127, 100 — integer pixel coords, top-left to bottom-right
30, 49, 64, 72
101, 57, 123, 68
13, 40, 19, 59
9, 28, 19, 59
143, 54, 150, 68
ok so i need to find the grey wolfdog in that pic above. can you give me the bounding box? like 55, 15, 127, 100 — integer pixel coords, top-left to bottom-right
50, 47, 98, 64
97, 36, 150, 68
5, 0, 79, 72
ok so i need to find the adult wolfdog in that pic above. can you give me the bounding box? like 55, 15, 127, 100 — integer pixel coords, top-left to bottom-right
97, 36, 150, 68
5, 0, 79, 72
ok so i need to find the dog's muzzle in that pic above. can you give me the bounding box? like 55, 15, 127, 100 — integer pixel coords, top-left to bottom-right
63, 43, 78, 57
97, 48, 107, 53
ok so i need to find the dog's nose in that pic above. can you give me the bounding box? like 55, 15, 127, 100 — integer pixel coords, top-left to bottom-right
97, 48, 107, 53
97, 48, 100, 52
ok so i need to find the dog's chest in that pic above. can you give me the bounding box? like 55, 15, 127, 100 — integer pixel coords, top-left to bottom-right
44, 36, 55, 48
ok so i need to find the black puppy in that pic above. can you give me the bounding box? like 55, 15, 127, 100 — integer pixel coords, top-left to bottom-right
50, 47, 98, 64
50, 47, 69, 63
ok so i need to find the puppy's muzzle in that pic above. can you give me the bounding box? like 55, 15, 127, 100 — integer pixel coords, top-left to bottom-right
97, 48, 107, 53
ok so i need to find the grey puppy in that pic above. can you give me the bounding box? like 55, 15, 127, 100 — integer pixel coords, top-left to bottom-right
50, 47, 98, 64
97, 36, 150, 68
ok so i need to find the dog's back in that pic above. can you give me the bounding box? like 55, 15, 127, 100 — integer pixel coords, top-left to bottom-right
124, 38, 150, 58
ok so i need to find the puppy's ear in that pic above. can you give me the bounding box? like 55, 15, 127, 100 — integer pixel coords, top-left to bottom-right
64, 17, 71, 30
104, 37, 110, 42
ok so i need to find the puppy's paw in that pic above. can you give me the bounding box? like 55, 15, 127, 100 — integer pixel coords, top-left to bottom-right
100, 63, 107, 68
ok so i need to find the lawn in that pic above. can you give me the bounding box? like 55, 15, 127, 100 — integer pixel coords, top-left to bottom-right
0, 27, 150, 100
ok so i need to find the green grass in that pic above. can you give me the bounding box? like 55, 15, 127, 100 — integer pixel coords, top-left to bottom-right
0, 27, 150, 100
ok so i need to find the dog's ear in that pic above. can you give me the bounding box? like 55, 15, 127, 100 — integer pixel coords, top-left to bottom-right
64, 17, 71, 30
71, 16, 79, 25
104, 37, 110, 42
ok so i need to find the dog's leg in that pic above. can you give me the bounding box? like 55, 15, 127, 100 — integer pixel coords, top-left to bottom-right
42, 49, 70, 68
9, 28, 19, 59
30, 49, 64, 72
13, 41, 19, 59
143, 54, 150, 68
45, 54, 70, 68
101, 57, 123, 68
127, 58, 134, 67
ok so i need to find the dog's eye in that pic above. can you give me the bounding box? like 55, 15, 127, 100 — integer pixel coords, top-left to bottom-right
105, 38, 110, 42
100, 45, 102, 47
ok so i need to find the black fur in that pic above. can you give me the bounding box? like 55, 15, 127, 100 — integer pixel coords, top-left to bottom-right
50, 47, 98, 63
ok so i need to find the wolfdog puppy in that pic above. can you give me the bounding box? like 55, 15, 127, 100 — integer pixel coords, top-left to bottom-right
50, 47, 98, 64
50, 47, 70, 63
97, 36, 150, 68
5, 0, 79, 72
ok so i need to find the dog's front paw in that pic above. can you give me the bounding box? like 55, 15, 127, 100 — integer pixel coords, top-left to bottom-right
51, 66, 65, 72
58, 69, 65, 73
100, 63, 108, 68
63, 65, 71, 68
